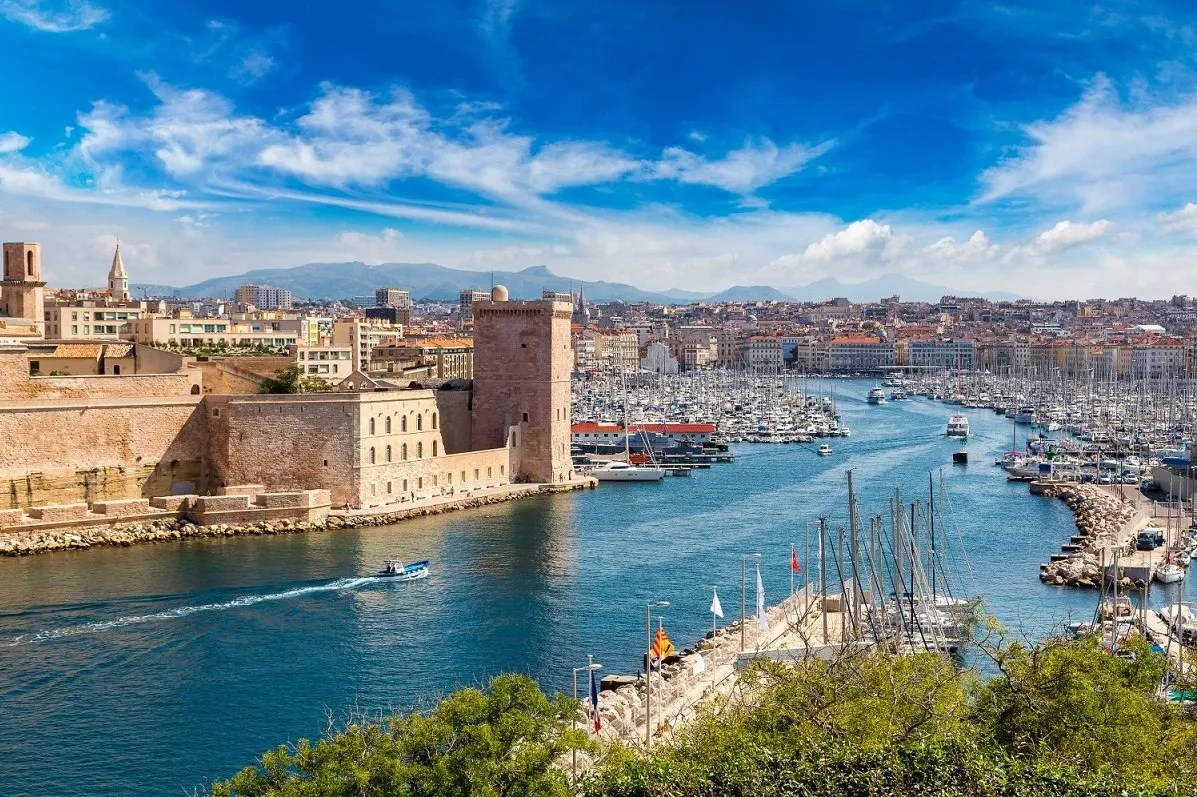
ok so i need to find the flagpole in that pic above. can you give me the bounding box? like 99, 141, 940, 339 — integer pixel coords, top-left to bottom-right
790, 543, 795, 597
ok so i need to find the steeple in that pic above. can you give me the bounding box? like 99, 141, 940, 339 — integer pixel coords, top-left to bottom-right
572, 282, 590, 324
107, 244, 129, 302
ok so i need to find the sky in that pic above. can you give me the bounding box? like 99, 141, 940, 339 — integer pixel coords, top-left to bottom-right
2, 0, 1197, 299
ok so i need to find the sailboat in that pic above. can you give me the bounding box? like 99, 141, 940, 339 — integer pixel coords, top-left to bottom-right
593, 376, 665, 483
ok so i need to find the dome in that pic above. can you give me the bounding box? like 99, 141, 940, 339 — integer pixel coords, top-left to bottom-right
490, 285, 509, 302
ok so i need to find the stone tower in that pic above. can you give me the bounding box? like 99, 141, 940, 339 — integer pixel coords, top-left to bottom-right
471, 286, 574, 483
1, 242, 46, 334
107, 244, 130, 301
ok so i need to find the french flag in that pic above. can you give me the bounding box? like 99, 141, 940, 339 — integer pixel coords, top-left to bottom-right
589, 665, 602, 732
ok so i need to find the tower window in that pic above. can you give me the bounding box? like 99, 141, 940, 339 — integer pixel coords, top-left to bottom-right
26, 250, 33, 276
522, 412, 529, 422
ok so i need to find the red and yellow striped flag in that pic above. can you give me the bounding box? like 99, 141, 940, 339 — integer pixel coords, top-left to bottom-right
650, 623, 675, 667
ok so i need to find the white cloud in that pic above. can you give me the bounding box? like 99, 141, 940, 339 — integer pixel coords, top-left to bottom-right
652, 137, 832, 194
798, 219, 894, 262
231, 51, 275, 82
335, 227, 405, 263
1027, 219, 1113, 255
0, 0, 108, 32
922, 230, 999, 262
980, 74, 1197, 213
1160, 203, 1197, 234
0, 131, 30, 153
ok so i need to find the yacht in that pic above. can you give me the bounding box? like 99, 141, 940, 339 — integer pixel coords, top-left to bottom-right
867, 387, 887, 405
1012, 406, 1036, 425
591, 460, 666, 482
945, 415, 970, 438
817, 443, 833, 456
890, 388, 909, 401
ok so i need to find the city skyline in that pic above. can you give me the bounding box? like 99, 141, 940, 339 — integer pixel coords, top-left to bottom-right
3, 1, 1197, 299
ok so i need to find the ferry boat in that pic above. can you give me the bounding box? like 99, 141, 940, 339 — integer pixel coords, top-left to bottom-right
867, 387, 887, 405
817, 443, 833, 456
590, 460, 666, 482
945, 415, 970, 438
377, 559, 430, 581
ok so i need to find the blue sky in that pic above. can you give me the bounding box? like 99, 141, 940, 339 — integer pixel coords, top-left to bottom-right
2, 0, 1197, 298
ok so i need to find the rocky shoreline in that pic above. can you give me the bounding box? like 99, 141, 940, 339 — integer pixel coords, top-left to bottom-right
0, 484, 584, 557
1037, 483, 1137, 588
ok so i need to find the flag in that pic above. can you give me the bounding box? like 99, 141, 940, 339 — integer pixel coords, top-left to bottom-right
650, 623, 675, 667
790, 544, 802, 573
691, 653, 706, 675
589, 665, 602, 732
756, 564, 769, 630
710, 586, 724, 619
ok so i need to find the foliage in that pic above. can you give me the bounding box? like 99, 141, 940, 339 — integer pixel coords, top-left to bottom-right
259, 365, 333, 394
211, 638, 1197, 797
211, 674, 588, 797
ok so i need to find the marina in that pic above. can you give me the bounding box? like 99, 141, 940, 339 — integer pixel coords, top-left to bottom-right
2, 377, 1196, 795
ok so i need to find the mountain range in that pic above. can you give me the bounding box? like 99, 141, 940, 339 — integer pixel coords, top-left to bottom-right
133, 262, 1024, 305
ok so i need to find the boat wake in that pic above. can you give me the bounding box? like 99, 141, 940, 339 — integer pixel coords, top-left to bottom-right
6, 576, 377, 646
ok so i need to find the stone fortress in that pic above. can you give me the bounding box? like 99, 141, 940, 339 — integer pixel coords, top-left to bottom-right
0, 241, 577, 538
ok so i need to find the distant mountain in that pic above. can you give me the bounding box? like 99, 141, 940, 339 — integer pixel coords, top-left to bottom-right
703, 285, 796, 302
784, 274, 1024, 303
133, 263, 1026, 305
134, 262, 685, 304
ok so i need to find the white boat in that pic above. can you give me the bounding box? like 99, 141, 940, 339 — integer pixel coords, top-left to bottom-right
1012, 406, 1035, 425
945, 415, 970, 438
867, 387, 887, 405
591, 460, 666, 482
376, 559, 430, 581
817, 443, 832, 456
1155, 562, 1186, 584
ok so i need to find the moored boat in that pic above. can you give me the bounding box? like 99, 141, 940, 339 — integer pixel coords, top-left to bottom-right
591, 460, 666, 482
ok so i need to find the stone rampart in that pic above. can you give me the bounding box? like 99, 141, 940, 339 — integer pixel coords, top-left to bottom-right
0, 396, 207, 509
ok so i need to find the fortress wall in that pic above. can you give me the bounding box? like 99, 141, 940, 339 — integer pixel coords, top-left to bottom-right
0, 397, 207, 509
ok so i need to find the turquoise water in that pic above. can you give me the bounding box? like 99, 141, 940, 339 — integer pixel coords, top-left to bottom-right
0, 379, 1173, 796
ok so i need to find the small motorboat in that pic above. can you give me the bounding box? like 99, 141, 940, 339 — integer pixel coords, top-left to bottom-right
817, 443, 833, 456
376, 559, 430, 581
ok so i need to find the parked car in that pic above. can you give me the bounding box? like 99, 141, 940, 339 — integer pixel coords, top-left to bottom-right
1136, 529, 1165, 551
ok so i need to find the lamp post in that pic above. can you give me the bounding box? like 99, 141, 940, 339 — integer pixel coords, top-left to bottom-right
571, 656, 603, 779
741, 553, 761, 651
644, 600, 669, 751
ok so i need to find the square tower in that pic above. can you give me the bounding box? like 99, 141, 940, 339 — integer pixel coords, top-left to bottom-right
1, 243, 46, 334
471, 290, 573, 483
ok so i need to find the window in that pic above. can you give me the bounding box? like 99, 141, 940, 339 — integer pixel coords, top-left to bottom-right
474, 469, 479, 479
432, 441, 438, 456
417, 442, 423, 458
487, 467, 493, 477
432, 475, 438, 487
112, 365, 121, 375
369, 417, 375, 435
522, 412, 529, 422
401, 416, 407, 432
387, 481, 392, 494
26, 250, 33, 276
417, 414, 423, 431
401, 443, 407, 460
500, 465, 505, 476
418, 477, 423, 489
385, 445, 392, 462
403, 479, 408, 491
385, 417, 391, 433
369, 447, 375, 464
432, 412, 438, 429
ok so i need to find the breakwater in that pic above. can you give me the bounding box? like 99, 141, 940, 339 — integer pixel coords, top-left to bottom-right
1036, 483, 1137, 587
0, 482, 592, 557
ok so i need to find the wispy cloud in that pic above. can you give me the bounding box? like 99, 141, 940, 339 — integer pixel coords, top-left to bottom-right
980, 74, 1197, 214
652, 138, 834, 194
0, 0, 108, 32
0, 131, 30, 153
1025, 218, 1113, 255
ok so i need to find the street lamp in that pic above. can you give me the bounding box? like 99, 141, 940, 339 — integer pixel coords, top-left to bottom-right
571, 655, 603, 779
741, 553, 762, 651
645, 600, 669, 751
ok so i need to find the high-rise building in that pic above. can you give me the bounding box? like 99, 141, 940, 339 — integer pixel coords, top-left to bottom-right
458, 289, 489, 328
374, 288, 411, 325
107, 245, 130, 302
234, 284, 293, 310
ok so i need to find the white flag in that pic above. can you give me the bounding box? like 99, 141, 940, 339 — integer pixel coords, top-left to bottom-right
710, 586, 724, 619
691, 653, 706, 675
756, 564, 769, 630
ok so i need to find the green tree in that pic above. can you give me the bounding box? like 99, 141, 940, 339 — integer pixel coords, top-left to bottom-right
211, 674, 587, 797
260, 365, 303, 394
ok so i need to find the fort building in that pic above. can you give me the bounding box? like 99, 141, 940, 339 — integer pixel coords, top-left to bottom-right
0, 254, 573, 518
